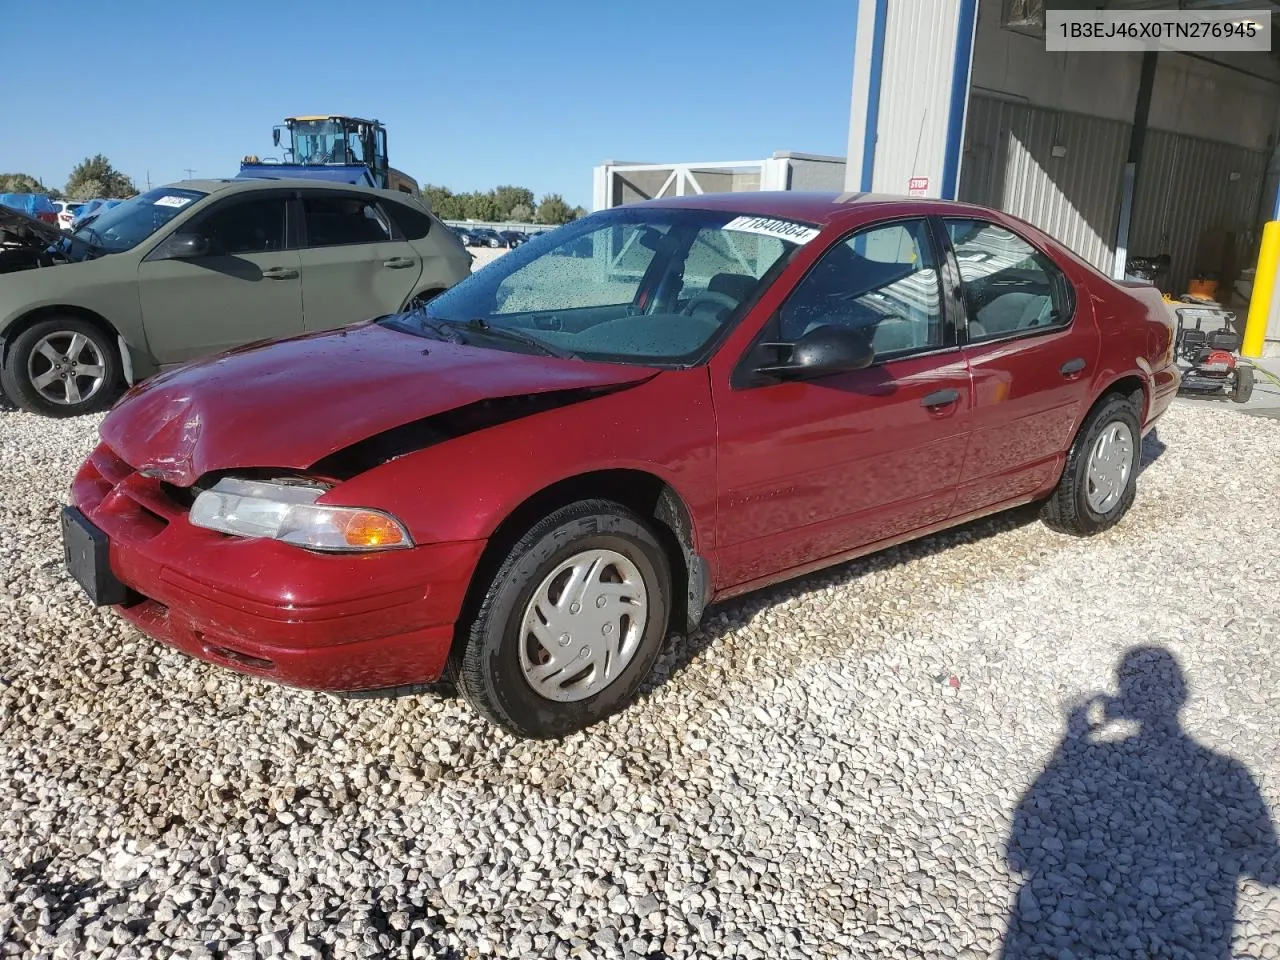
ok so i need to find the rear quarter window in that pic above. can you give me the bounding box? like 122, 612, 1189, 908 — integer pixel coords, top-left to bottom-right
384, 201, 434, 241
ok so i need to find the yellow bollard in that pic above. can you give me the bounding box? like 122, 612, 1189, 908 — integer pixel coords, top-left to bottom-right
1242, 220, 1280, 359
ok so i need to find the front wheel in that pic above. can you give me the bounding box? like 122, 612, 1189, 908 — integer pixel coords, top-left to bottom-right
404, 289, 442, 312
0, 317, 122, 418
1042, 393, 1142, 536
454, 500, 672, 738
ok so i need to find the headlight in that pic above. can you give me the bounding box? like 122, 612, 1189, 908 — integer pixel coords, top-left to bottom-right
188, 477, 412, 552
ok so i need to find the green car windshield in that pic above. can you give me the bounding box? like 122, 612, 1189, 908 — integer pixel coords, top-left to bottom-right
396, 207, 807, 365
71, 188, 208, 253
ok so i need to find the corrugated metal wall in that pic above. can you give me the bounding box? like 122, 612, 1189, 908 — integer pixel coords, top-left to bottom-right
959, 94, 1128, 271
871, 1, 963, 196
1128, 130, 1267, 294
960, 93, 1270, 292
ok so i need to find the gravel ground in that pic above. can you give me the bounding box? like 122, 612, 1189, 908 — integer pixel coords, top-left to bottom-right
468, 246, 510, 271
2, 398, 1279, 960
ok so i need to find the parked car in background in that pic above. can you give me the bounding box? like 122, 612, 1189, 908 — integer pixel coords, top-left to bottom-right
51, 200, 84, 231
453, 226, 485, 247
0, 193, 59, 227
0, 178, 472, 416
70, 199, 124, 232
498, 230, 528, 248
62, 192, 1179, 738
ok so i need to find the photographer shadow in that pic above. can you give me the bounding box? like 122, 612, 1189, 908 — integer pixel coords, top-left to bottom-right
1002, 646, 1280, 958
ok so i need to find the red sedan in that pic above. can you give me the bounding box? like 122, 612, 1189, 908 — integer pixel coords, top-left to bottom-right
62, 192, 1179, 738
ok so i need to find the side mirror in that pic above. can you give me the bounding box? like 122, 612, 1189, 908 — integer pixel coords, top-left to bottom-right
754, 324, 876, 379
160, 233, 210, 260
272, 128, 281, 147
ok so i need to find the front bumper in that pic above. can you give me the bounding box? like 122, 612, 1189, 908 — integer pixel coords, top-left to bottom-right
71, 443, 485, 691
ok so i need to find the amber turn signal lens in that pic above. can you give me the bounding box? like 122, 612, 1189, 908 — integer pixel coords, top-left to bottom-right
342, 512, 407, 548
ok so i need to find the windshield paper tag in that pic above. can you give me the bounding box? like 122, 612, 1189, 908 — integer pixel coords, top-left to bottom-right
154, 196, 193, 208
723, 215, 819, 245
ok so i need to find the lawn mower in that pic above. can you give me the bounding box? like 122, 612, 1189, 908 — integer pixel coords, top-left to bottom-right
1169, 300, 1253, 404
1125, 254, 1253, 404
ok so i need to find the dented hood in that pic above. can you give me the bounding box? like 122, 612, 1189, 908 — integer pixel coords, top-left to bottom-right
100, 321, 658, 486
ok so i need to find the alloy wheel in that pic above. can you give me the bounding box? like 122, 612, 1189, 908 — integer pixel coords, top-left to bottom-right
26, 331, 107, 406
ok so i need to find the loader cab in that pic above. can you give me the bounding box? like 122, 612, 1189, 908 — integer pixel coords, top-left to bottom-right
274, 115, 392, 189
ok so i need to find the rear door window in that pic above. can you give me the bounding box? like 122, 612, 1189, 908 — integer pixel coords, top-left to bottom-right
943, 219, 1074, 341
302, 195, 393, 247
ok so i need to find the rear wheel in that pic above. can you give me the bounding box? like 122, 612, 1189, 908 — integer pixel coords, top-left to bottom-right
1232, 365, 1254, 403
1042, 393, 1142, 536
454, 499, 672, 738
0, 317, 121, 418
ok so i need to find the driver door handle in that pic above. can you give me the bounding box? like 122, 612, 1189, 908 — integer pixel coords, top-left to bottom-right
382, 257, 416, 269
921, 388, 960, 408
1060, 357, 1087, 378
262, 266, 298, 280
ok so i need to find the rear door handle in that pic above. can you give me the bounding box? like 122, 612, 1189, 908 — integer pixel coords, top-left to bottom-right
262, 266, 298, 280
1060, 357, 1087, 377
382, 257, 416, 269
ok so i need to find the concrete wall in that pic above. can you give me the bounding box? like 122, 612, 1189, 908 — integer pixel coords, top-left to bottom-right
1149, 56, 1279, 153
783, 154, 848, 192
969, 6, 1141, 123
969, 0, 1280, 148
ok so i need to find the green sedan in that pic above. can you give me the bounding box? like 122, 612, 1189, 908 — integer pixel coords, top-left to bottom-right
0, 178, 473, 417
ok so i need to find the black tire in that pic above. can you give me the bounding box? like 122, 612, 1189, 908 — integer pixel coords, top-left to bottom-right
1042, 393, 1142, 537
404, 289, 442, 312
0, 317, 122, 418
1232, 365, 1254, 404
454, 499, 672, 739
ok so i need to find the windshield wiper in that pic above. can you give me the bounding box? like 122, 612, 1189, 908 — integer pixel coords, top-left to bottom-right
402, 309, 469, 344
69, 226, 107, 258
451, 318, 578, 360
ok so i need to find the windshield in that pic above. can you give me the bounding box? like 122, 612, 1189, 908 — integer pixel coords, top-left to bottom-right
291, 119, 353, 165
70, 187, 206, 253
392, 207, 806, 365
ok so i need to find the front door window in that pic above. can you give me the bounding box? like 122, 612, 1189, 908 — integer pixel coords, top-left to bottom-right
779, 218, 944, 359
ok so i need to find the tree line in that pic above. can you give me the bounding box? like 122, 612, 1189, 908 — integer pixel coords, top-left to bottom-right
421, 184, 587, 225
0, 155, 136, 200
3, 156, 588, 225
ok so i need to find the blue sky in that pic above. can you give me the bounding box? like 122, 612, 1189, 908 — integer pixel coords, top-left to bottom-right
4, 0, 857, 208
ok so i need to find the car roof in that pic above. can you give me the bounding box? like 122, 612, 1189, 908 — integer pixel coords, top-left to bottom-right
159, 178, 428, 206
624, 190, 998, 226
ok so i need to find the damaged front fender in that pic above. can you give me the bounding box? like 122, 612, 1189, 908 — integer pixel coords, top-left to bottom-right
319, 367, 719, 551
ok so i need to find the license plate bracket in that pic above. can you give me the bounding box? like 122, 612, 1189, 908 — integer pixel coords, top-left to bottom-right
61, 506, 130, 606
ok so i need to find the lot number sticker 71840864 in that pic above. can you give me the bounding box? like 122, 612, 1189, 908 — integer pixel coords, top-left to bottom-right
153, 196, 194, 208
723, 216, 820, 246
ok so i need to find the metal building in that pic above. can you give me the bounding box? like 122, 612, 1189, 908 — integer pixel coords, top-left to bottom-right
591, 153, 846, 211
847, 0, 1280, 354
